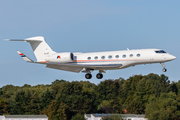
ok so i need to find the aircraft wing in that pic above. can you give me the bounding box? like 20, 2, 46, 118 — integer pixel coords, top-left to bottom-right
16, 51, 122, 73
17, 51, 34, 63
46, 64, 83, 73
45, 63, 122, 73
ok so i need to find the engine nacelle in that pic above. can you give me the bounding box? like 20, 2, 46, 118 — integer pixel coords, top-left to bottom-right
45, 52, 74, 63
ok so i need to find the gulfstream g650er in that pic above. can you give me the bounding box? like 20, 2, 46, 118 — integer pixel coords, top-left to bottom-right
7, 36, 176, 79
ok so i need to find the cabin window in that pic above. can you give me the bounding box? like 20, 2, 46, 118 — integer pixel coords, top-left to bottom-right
108, 55, 112, 59
115, 55, 119, 58
87, 57, 91, 60
101, 56, 105, 59
122, 54, 126, 58
129, 54, 133, 57
94, 56, 98, 59
137, 54, 140, 57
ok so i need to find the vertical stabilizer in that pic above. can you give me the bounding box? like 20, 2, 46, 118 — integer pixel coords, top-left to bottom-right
6, 36, 56, 62
25, 36, 55, 61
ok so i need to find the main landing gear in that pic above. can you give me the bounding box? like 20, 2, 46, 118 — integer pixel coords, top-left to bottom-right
83, 69, 105, 79
85, 73, 103, 79
96, 73, 103, 79
160, 63, 167, 72
85, 73, 92, 79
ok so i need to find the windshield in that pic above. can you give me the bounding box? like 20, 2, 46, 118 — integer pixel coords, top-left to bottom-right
155, 50, 166, 53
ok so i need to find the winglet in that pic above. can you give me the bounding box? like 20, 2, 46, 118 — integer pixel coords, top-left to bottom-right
17, 51, 34, 63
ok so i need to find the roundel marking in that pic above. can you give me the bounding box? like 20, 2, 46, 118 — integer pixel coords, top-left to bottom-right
57, 55, 61, 59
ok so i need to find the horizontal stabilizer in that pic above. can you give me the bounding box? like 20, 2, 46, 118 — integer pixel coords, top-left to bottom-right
5, 36, 44, 42
17, 51, 34, 63
5, 39, 42, 42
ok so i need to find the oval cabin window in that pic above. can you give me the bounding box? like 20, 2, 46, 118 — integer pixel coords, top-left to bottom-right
94, 56, 98, 59
137, 54, 140, 57
87, 57, 91, 60
122, 55, 126, 58
115, 55, 119, 58
101, 56, 105, 59
108, 55, 112, 59
130, 54, 133, 57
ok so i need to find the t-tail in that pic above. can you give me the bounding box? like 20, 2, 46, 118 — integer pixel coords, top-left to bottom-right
6, 36, 56, 62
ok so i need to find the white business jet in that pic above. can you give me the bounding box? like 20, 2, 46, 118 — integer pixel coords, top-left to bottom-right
7, 36, 176, 79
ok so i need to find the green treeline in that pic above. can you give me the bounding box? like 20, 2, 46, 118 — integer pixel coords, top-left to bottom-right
0, 73, 180, 120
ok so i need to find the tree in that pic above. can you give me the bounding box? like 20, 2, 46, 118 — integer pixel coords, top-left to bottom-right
146, 92, 180, 120
9, 90, 42, 114
0, 99, 9, 115
70, 114, 85, 120
127, 100, 144, 114
132, 73, 175, 114
10, 90, 27, 114
55, 81, 98, 114
121, 75, 143, 105
95, 79, 124, 101
40, 100, 70, 120
102, 115, 122, 120
40, 88, 54, 109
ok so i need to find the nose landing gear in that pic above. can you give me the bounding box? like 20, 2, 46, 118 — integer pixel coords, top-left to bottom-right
163, 68, 167, 72
160, 63, 167, 72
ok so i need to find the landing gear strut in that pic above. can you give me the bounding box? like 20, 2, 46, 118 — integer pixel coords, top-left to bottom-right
160, 63, 167, 72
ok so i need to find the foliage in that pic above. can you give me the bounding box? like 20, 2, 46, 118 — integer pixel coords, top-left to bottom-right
0, 99, 9, 115
101, 115, 122, 120
9, 90, 42, 114
146, 92, 180, 120
40, 88, 54, 109
70, 114, 85, 120
0, 74, 180, 119
40, 100, 70, 120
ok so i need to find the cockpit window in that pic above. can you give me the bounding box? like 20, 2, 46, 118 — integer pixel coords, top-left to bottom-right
155, 50, 166, 53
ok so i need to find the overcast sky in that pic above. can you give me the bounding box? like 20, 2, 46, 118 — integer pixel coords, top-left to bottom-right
1, 0, 180, 87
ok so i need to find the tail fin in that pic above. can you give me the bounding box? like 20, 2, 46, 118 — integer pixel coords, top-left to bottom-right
6, 36, 55, 62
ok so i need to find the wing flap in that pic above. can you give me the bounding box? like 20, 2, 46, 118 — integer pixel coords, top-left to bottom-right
46, 64, 83, 73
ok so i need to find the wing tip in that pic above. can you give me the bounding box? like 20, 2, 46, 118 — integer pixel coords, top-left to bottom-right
16, 50, 34, 63
4, 39, 10, 41
17, 50, 23, 55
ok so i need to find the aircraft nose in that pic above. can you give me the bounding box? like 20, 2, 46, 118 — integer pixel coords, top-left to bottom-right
169, 55, 176, 60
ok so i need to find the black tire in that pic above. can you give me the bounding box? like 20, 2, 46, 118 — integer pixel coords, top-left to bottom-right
85, 73, 92, 79
96, 73, 103, 79
163, 68, 167, 72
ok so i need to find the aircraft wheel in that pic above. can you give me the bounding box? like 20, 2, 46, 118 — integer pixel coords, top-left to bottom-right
96, 73, 103, 79
85, 73, 92, 79
163, 68, 167, 72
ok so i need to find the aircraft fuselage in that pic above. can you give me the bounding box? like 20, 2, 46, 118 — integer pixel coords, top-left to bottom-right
7, 36, 176, 79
